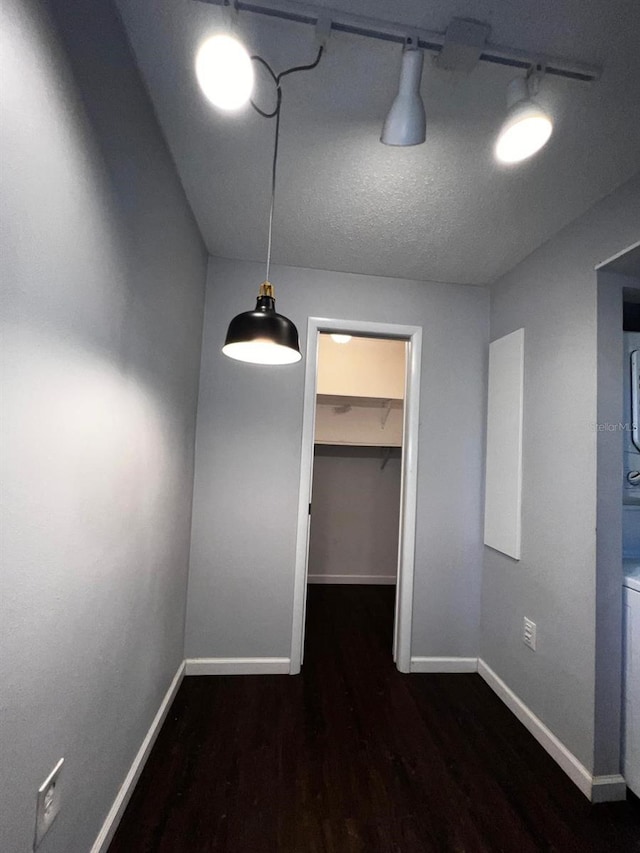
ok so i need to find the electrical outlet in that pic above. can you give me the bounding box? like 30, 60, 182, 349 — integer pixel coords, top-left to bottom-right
34, 758, 64, 849
523, 617, 537, 651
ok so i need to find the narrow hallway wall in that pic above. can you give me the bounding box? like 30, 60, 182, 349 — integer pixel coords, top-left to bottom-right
0, 1, 207, 850
480, 174, 640, 775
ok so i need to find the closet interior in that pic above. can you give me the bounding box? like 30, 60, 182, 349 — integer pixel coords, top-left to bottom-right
307, 334, 406, 592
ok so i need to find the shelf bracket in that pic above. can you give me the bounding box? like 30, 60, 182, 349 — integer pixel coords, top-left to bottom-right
381, 399, 392, 430
381, 446, 393, 470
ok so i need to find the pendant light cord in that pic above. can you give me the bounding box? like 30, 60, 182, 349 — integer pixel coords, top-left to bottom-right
265, 91, 281, 283
249, 45, 324, 285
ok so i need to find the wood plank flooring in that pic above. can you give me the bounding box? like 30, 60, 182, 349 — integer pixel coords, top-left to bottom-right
109, 585, 640, 852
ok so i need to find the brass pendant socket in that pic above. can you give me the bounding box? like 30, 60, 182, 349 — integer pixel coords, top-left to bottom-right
259, 281, 275, 298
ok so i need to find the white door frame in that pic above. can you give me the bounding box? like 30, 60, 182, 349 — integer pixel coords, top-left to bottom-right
290, 317, 422, 674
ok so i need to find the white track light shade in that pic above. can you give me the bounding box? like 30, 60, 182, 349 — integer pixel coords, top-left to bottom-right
196, 35, 254, 111
381, 46, 426, 146
495, 77, 553, 164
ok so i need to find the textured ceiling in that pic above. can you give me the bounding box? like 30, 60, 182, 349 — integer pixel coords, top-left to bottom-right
116, 0, 640, 285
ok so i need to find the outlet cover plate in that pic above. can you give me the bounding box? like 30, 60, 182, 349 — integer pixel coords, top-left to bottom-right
34, 758, 64, 849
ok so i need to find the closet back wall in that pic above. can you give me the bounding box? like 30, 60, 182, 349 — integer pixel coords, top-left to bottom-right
186, 258, 488, 663
308, 447, 401, 584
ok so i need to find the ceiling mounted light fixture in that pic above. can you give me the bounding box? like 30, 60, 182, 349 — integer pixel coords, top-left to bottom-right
381, 38, 426, 147
196, 5, 600, 165
196, 34, 254, 110
495, 73, 553, 164
330, 334, 352, 344
219, 41, 325, 365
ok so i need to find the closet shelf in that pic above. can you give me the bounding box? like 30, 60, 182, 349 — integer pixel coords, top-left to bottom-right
315, 395, 404, 447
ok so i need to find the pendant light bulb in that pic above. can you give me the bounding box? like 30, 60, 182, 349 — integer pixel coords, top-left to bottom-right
381, 43, 426, 147
196, 35, 254, 111
495, 76, 553, 164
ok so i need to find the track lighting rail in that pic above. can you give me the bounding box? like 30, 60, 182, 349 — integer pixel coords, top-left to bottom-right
197, 0, 601, 82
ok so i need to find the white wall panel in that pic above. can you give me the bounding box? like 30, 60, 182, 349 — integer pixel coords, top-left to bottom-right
484, 329, 525, 560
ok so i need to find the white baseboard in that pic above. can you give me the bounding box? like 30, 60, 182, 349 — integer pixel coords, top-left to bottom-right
478, 659, 627, 803
88, 653, 628, 853
185, 657, 291, 675
591, 774, 628, 803
307, 574, 396, 585
90, 661, 185, 853
410, 656, 478, 673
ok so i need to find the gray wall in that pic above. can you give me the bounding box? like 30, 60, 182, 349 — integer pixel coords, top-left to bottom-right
481, 173, 640, 773
0, 1, 206, 851
623, 507, 640, 556
186, 257, 488, 659
308, 447, 401, 582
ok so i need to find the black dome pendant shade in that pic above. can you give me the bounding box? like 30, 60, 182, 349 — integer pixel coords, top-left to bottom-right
222, 282, 301, 364
221, 46, 324, 366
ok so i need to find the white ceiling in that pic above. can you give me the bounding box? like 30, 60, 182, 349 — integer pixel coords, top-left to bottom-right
116, 0, 640, 285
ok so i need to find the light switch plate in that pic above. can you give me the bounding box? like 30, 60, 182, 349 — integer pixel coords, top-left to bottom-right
34, 758, 64, 849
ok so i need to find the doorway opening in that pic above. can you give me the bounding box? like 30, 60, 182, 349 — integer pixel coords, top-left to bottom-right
595, 240, 640, 799
290, 319, 422, 674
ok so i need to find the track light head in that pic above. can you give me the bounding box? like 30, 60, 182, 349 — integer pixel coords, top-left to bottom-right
381, 43, 426, 146
495, 76, 553, 164
196, 35, 254, 111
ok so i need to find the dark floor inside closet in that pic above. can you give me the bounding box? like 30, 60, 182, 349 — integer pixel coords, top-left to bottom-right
109, 585, 640, 852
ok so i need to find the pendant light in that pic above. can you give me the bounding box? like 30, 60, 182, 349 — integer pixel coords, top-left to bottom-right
217, 45, 324, 365
222, 91, 302, 364
222, 284, 302, 364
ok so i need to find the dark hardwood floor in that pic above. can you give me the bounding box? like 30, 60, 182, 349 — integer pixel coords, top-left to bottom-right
109, 585, 640, 852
